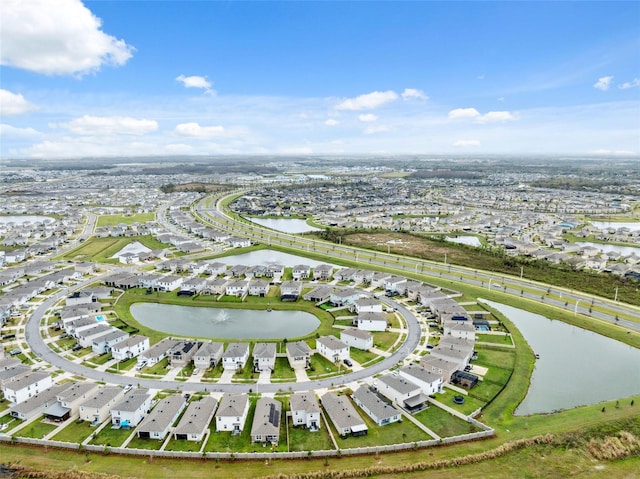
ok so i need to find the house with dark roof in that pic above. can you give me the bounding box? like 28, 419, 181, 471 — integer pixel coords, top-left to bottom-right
250, 397, 282, 444
320, 391, 367, 437
174, 397, 218, 441
137, 395, 186, 440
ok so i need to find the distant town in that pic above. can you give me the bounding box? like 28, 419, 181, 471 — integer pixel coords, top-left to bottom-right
0, 156, 638, 469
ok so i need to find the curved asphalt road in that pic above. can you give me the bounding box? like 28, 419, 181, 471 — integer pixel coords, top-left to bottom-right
25, 276, 421, 393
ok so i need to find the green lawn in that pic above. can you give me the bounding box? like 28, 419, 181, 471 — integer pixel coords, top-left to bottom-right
90, 425, 134, 447
473, 348, 516, 370
51, 419, 96, 443
16, 419, 58, 439
126, 435, 165, 450
58, 235, 169, 263
287, 421, 335, 452
372, 331, 400, 351
96, 213, 155, 227
349, 348, 379, 365
332, 404, 428, 448
271, 357, 296, 381
164, 436, 206, 452
476, 333, 513, 345
436, 389, 486, 416
414, 406, 482, 438
307, 354, 341, 379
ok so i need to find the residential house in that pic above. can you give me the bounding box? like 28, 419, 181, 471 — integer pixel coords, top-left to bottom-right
286, 341, 312, 370
139, 339, 179, 367
302, 285, 333, 303
329, 288, 361, 307
2, 371, 53, 404
78, 386, 125, 424
313, 264, 334, 281
174, 397, 218, 441
222, 343, 250, 370
0, 364, 31, 388
352, 385, 401, 426
110, 389, 152, 429
193, 342, 224, 369
419, 356, 460, 383
250, 397, 282, 444
137, 395, 186, 440
10, 383, 73, 421
203, 278, 228, 295
43, 382, 99, 422
215, 393, 250, 434
205, 262, 227, 277
265, 264, 285, 282
354, 312, 387, 332
248, 279, 270, 297
76, 323, 113, 348
169, 341, 200, 368
91, 329, 130, 355
253, 342, 276, 372
316, 335, 350, 363
443, 320, 476, 341
65, 291, 95, 307
290, 392, 321, 431
280, 280, 302, 301
292, 264, 311, 280
111, 335, 150, 362
375, 373, 424, 408
155, 275, 184, 292
340, 328, 373, 351
399, 364, 444, 396
352, 298, 383, 314
320, 391, 367, 437
225, 280, 249, 297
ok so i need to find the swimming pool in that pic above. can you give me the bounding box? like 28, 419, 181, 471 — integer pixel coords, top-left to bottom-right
95, 315, 106, 321
476, 325, 490, 331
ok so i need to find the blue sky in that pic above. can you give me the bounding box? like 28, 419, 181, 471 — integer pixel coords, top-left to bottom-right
1, 0, 639, 159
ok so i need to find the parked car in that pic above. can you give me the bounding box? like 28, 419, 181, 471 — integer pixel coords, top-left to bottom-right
9, 348, 21, 356
72, 344, 83, 351
192, 368, 200, 375
343, 359, 353, 367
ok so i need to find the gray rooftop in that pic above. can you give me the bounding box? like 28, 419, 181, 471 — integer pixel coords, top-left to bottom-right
112, 334, 148, 349
3, 371, 50, 391
286, 340, 312, 357
58, 382, 98, 403
250, 397, 281, 438
216, 394, 248, 418
111, 389, 151, 413
137, 395, 185, 433
290, 392, 320, 415
174, 397, 218, 437
252, 342, 276, 359
142, 339, 179, 359
320, 391, 366, 431
400, 364, 444, 385
10, 383, 73, 416
378, 373, 421, 395
79, 386, 123, 410
317, 335, 348, 351
194, 341, 223, 358
341, 328, 373, 341
352, 385, 400, 422
222, 342, 249, 358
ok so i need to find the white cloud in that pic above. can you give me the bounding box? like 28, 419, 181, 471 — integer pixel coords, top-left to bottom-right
0, 0, 133, 76
325, 118, 340, 126
618, 78, 640, 90
364, 125, 391, 134
0, 123, 41, 138
448, 108, 481, 120
448, 108, 516, 123
176, 74, 214, 94
174, 122, 227, 138
61, 115, 158, 135
0, 89, 36, 116
477, 111, 517, 123
335, 90, 398, 110
401, 88, 429, 101
358, 114, 378, 122
593, 76, 613, 91
453, 139, 481, 147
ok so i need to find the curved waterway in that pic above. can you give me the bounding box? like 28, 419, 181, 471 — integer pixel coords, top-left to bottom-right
130, 303, 320, 340
480, 300, 640, 415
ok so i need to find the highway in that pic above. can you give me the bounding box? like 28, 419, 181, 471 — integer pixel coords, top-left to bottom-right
192, 193, 640, 333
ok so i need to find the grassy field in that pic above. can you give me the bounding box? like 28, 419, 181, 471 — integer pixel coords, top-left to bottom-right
96, 213, 156, 227
51, 419, 96, 443
414, 406, 482, 437
16, 419, 58, 439
58, 235, 168, 263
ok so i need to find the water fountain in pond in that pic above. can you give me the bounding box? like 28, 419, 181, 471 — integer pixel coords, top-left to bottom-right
213, 309, 229, 323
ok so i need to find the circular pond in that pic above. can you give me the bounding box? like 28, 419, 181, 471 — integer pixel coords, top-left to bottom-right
130, 303, 320, 339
